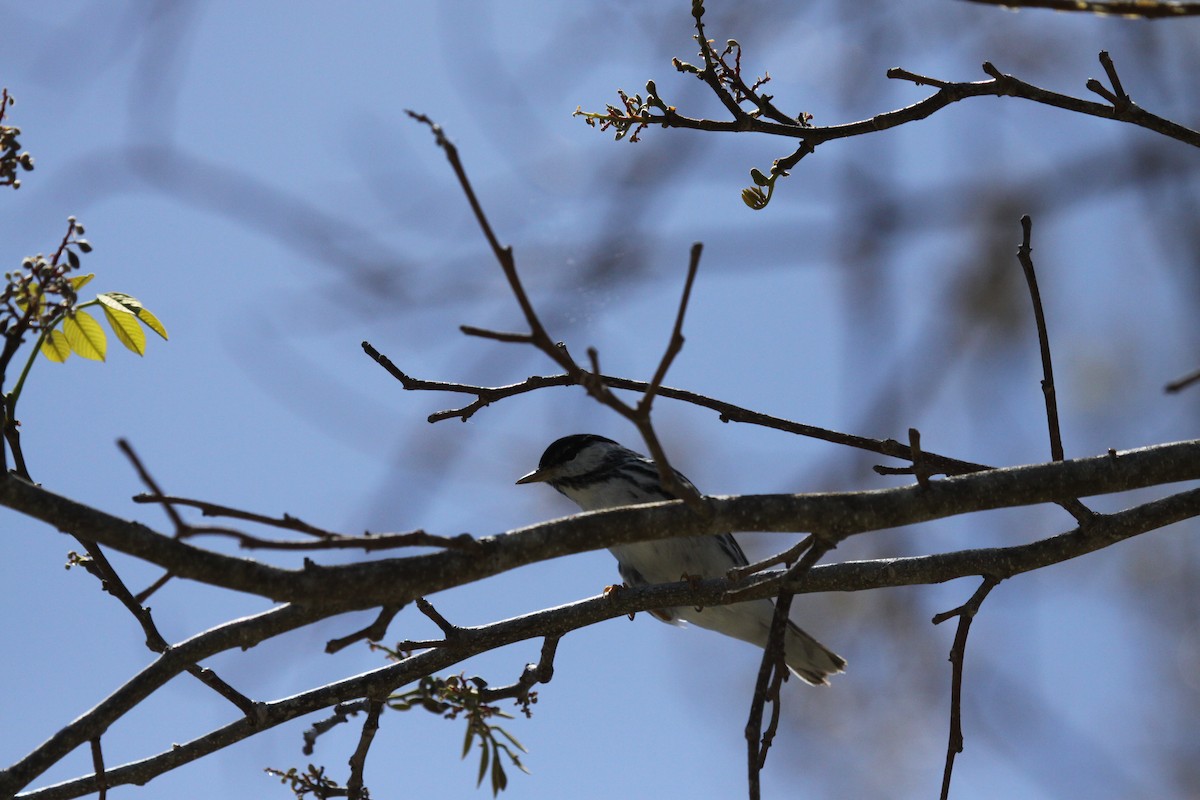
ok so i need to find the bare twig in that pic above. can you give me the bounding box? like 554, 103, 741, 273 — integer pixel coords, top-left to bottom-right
118, 439, 188, 533
459, 325, 535, 344
959, 0, 1200, 17
402, 113, 707, 510
1165, 366, 1200, 393
587, 40, 1200, 190
179, 526, 472, 552
478, 635, 560, 712
361, 348, 993, 475
1015, 217, 1065, 463
345, 697, 384, 800
70, 538, 259, 718
745, 595, 790, 800
728, 535, 813, 583
1014, 216, 1095, 524
88, 739, 105, 800
932, 577, 1001, 800
404, 110, 571, 374
326, 605, 404, 654
640, 242, 702, 412
883, 427, 937, 488
631, 243, 708, 511
745, 537, 835, 796
132, 484, 474, 552
416, 597, 462, 642
132, 491, 339, 539
133, 571, 173, 604
302, 700, 374, 756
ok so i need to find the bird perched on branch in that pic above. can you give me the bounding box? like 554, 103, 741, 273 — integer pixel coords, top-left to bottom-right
517, 433, 844, 685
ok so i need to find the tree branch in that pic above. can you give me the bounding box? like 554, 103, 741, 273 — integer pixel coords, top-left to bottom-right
933, 577, 1000, 800
12, 481, 1198, 799
959, 0, 1200, 17
3, 440, 1200, 612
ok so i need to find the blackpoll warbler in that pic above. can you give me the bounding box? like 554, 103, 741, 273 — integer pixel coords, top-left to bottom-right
517, 434, 844, 685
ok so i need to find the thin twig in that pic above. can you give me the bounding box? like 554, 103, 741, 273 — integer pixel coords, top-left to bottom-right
1097, 52, 1128, 103
326, 605, 404, 654
630, 243, 708, 512
133, 486, 474, 552
133, 571, 173, 604
745, 537, 835, 797
361, 348, 994, 475
88, 739, 105, 800
345, 697, 384, 800
478, 635, 560, 710
458, 325, 535, 344
131, 492, 339, 539
1164, 366, 1200, 393
79, 445, 264, 719
303, 700, 374, 756
1015, 217, 1064, 463
908, 428, 933, 488
416, 597, 462, 641
728, 535, 813, 583
73, 539, 257, 718
405, 110, 571, 373
932, 576, 1001, 800
590, 47, 1200, 167
640, 242, 702, 413
959, 0, 1200, 17
403, 113, 708, 511
745, 590, 792, 800
178, 526, 471, 552
1015, 217, 1096, 524
118, 439, 187, 533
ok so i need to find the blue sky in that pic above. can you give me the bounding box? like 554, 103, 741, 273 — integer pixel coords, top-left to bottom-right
3, 2, 1199, 799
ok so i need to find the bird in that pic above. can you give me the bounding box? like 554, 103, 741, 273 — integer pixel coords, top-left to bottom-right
516, 433, 844, 685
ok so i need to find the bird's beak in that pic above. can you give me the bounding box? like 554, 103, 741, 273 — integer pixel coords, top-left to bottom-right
515, 468, 549, 485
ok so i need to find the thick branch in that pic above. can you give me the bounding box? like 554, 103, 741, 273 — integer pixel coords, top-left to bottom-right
14, 482, 1199, 800
2, 440, 1199, 610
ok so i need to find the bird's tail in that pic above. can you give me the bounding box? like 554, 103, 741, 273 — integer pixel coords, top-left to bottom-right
784, 621, 846, 686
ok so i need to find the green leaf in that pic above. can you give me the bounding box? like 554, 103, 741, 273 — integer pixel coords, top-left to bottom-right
62, 310, 106, 361
476, 739, 490, 789
461, 724, 475, 759
102, 305, 147, 355
70, 273, 95, 291
40, 328, 71, 362
510, 753, 530, 776
99, 292, 168, 340
495, 726, 527, 753
492, 757, 507, 795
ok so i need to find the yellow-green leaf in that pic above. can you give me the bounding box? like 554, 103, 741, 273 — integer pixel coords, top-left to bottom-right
15, 289, 44, 316
70, 273, 95, 291
40, 329, 71, 363
102, 305, 146, 355
99, 292, 168, 340
62, 310, 107, 361
135, 306, 168, 340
